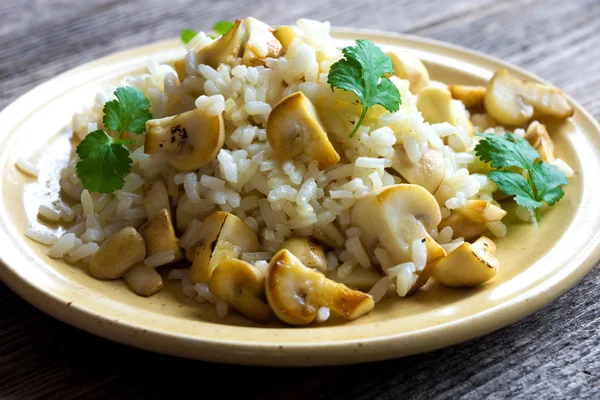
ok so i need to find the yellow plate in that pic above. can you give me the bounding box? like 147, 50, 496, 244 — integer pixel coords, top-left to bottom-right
1, 29, 599, 366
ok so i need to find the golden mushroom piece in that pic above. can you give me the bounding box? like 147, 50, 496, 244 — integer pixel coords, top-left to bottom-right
386, 51, 430, 94
139, 208, 184, 262
417, 86, 457, 125
391, 144, 445, 194
143, 180, 171, 220
272, 25, 297, 52
145, 107, 225, 171
439, 200, 507, 241
189, 211, 259, 283
242, 17, 283, 66
524, 121, 555, 163
432, 236, 499, 287
266, 91, 340, 170
350, 184, 446, 294
209, 259, 270, 323
89, 227, 146, 280
266, 250, 374, 325
484, 69, 574, 126
174, 19, 243, 80
124, 264, 164, 297
280, 237, 327, 273
417, 87, 475, 134
448, 85, 486, 110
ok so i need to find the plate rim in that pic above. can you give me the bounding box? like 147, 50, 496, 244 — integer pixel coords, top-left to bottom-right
1, 28, 599, 366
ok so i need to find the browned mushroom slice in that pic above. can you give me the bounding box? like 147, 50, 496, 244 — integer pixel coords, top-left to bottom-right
266, 250, 374, 325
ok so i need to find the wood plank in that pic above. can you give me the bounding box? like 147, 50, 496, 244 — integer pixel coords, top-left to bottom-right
0, 0, 599, 398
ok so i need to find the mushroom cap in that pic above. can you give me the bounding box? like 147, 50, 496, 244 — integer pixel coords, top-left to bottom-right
266, 249, 374, 325
386, 50, 430, 94
351, 184, 443, 263
280, 237, 327, 273
143, 180, 171, 220
432, 236, 499, 287
209, 259, 270, 323
145, 107, 225, 171
89, 227, 146, 280
438, 213, 488, 242
524, 121, 555, 163
484, 69, 573, 126
242, 17, 283, 66
416, 86, 457, 125
272, 25, 297, 52
453, 200, 507, 223
124, 264, 164, 297
139, 208, 184, 261
391, 144, 446, 194
190, 211, 260, 283
197, 19, 244, 69
266, 91, 340, 170
448, 85, 486, 110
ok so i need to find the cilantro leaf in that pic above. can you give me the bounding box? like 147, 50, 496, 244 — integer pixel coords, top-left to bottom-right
532, 162, 568, 206
103, 87, 152, 135
212, 20, 234, 36
75, 130, 132, 193
328, 39, 401, 138
474, 132, 569, 221
475, 133, 538, 170
181, 28, 198, 44
488, 170, 542, 210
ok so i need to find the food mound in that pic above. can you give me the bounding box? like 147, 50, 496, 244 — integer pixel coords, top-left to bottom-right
22, 18, 573, 326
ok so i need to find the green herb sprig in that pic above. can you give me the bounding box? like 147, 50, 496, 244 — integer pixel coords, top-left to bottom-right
327, 39, 401, 138
75, 87, 152, 193
180, 20, 235, 44
474, 133, 568, 221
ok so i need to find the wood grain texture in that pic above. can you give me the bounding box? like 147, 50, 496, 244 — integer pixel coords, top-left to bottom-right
1, 0, 599, 398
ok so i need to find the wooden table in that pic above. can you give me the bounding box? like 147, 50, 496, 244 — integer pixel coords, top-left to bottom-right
1, 0, 599, 397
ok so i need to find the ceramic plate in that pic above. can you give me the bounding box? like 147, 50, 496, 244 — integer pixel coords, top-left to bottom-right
1, 29, 599, 366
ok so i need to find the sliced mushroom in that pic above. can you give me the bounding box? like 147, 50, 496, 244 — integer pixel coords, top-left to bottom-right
391, 144, 445, 194
280, 237, 327, 273
145, 107, 225, 171
139, 208, 184, 262
266, 249, 374, 325
432, 236, 498, 287
190, 211, 259, 283
143, 180, 170, 220
266, 91, 340, 170
438, 213, 487, 241
448, 85, 486, 110
350, 184, 446, 294
484, 69, 573, 126
124, 264, 164, 297
453, 200, 508, 224
387, 51, 430, 94
209, 259, 270, 323
273, 25, 297, 52
417, 87, 457, 125
327, 267, 384, 291
242, 17, 283, 66
524, 121, 555, 163
89, 227, 146, 280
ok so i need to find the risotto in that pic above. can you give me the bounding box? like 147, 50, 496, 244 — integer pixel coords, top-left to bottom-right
22, 17, 574, 325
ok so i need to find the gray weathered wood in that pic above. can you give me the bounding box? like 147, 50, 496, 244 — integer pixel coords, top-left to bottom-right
0, 0, 599, 398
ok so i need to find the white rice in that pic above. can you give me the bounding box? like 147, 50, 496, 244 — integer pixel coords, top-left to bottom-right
144, 250, 176, 267
315, 306, 330, 322
38, 205, 61, 222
